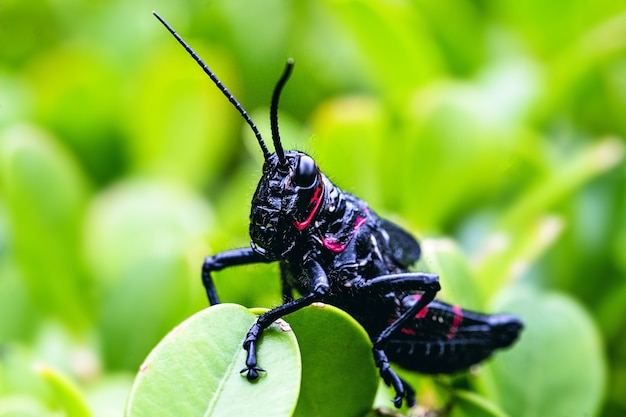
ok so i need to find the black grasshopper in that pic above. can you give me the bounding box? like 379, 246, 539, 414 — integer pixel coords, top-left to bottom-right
154, 12, 523, 409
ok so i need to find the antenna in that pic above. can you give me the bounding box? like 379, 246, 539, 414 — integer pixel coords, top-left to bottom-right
270, 59, 294, 165
152, 11, 271, 160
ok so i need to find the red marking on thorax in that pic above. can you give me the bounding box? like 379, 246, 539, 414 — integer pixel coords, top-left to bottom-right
293, 184, 324, 231
322, 215, 367, 252
447, 305, 463, 339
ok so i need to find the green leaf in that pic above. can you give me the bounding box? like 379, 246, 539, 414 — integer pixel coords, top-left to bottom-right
326, 0, 442, 100
476, 138, 624, 294
533, 11, 626, 124
0, 125, 91, 330
497, 138, 624, 231
0, 344, 50, 403
0, 251, 37, 341
450, 389, 509, 417
84, 179, 213, 370
0, 396, 57, 417
36, 364, 92, 417
474, 216, 564, 298
310, 96, 388, 209
482, 287, 606, 417
124, 42, 239, 187
125, 304, 300, 417
25, 45, 120, 184
288, 304, 379, 417
83, 374, 134, 417
421, 238, 483, 309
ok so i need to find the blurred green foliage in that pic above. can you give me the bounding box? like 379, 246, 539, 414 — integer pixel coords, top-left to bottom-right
1, 0, 625, 416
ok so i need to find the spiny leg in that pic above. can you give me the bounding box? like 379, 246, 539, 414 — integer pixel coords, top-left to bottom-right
241, 259, 329, 379
355, 272, 440, 408
202, 248, 271, 305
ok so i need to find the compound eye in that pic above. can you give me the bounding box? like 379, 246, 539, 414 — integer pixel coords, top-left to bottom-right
293, 155, 317, 187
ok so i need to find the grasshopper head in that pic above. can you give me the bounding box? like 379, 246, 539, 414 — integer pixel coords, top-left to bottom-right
249, 151, 322, 259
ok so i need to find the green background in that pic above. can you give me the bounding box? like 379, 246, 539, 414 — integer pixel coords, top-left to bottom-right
1, 0, 625, 416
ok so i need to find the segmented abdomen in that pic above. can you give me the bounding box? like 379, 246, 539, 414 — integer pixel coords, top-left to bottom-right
386, 297, 522, 374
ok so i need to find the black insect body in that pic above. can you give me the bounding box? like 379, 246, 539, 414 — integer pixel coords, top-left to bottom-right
153, 12, 523, 409
386, 297, 522, 375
